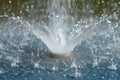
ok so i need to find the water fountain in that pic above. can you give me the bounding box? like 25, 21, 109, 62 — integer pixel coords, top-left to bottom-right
31, 0, 97, 58
0, 0, 120, 80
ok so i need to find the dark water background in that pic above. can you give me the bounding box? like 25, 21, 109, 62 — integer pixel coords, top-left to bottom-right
0, 0, 119, 20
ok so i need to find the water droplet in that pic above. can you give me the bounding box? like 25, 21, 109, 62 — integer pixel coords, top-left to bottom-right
56, 15, 59, 18
74, 72, 81, 77
34, 63, 39, 68
11, 62, 18, 67
31, 5, 34, 8
108, 64, 117, 70
26, 9, 29, 11
0, 68, 4, 74
9, 0, 12, 4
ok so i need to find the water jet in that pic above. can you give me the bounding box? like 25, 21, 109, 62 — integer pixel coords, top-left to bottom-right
31, 0, 95, 58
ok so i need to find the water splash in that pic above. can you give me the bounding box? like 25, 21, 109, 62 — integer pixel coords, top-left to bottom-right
0, 0, 120, 79
31, 0, 97, 56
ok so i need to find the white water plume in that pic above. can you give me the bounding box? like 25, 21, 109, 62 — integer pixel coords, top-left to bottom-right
32, 0, 97, 55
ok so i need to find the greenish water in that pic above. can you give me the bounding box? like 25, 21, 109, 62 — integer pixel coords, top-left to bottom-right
0, 0, 119, 20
